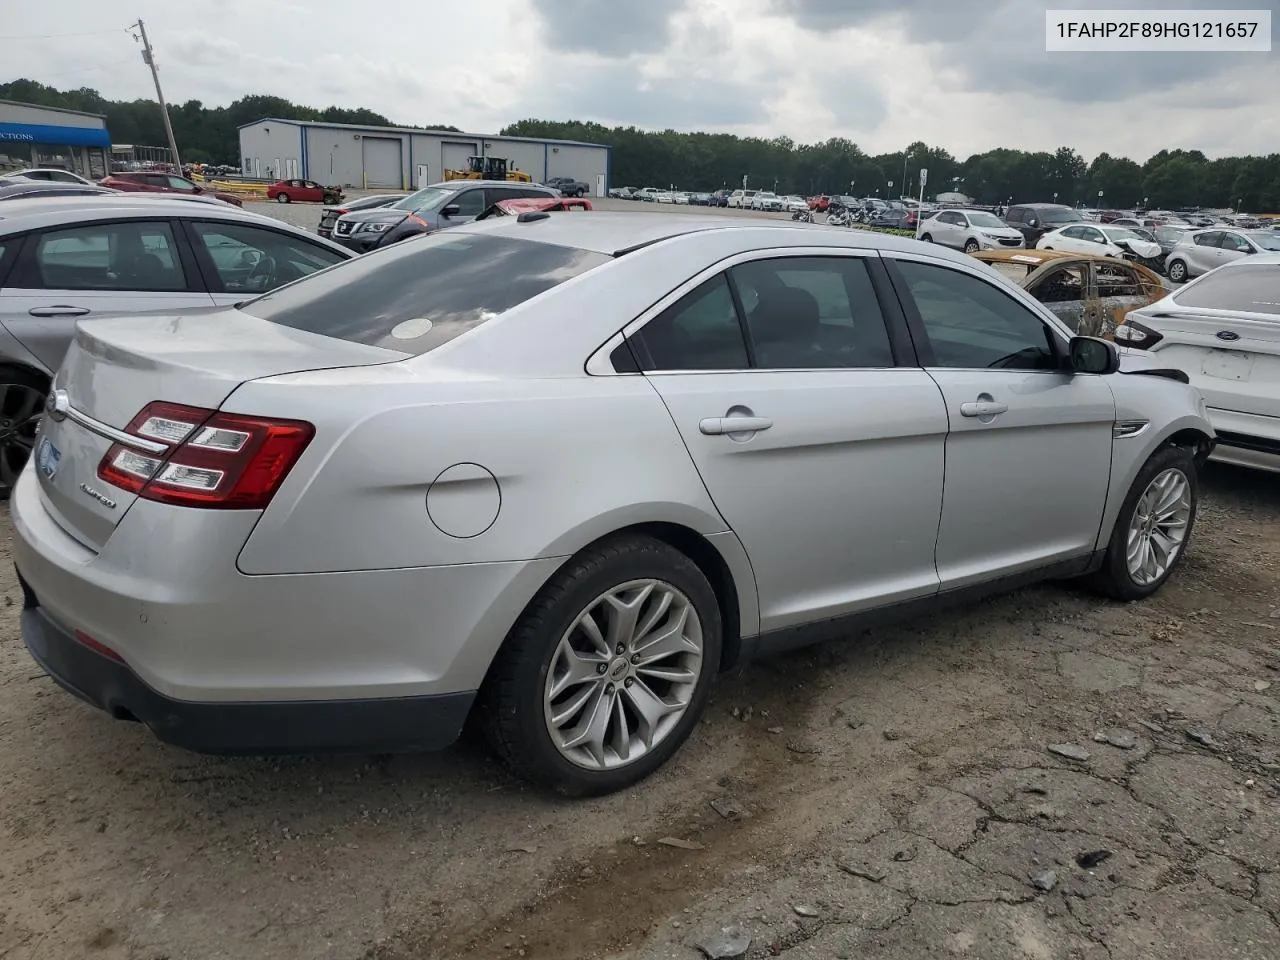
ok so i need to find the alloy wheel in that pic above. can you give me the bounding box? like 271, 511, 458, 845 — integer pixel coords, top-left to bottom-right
0, 383, 45, 491
543, 579, 704, 770
1126, 467, 1192, 586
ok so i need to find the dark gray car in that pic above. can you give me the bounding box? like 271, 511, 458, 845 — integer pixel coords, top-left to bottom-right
331, 180, 558, 252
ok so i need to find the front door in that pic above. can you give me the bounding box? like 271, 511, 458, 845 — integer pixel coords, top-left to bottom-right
887, 254, 1115, 591
627, 253, 948, 632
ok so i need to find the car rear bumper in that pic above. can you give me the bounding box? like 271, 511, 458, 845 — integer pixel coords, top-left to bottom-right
11, 465, 561, 716
19, 600, 474, 754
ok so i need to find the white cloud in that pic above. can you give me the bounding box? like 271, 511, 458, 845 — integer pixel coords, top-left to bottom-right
2, 0, 1277, 160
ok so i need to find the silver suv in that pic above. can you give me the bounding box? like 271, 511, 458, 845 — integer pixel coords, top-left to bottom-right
330, 180, 559, 252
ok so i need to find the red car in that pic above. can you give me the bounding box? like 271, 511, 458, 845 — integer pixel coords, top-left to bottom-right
99, 172, 244, 207
808, 195, 832, 211
267, 178, 341, 203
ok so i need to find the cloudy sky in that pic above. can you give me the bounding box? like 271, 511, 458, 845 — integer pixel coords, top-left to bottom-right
4, 0, 1278, 160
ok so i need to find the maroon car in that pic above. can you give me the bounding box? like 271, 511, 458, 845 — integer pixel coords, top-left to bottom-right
99, 172, 244, 207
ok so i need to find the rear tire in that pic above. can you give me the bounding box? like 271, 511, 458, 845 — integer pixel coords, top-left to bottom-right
1167, 259, 1187, 283
479, 535, 722, 796
1085, 445, 1198, 601
0, 365, 50, 500
276, 193, 290, 203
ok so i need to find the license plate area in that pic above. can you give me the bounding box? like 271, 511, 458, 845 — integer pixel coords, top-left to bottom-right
1202, 349, 1254, 382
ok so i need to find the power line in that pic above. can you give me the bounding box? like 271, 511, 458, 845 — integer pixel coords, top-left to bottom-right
0, 27, 130, 41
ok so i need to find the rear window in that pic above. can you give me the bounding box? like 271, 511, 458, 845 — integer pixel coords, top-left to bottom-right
1174, 263, 1280, 316
240, 233, 610, 354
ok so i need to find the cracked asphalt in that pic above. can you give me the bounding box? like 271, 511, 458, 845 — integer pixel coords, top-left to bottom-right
1, 463, 1277, 956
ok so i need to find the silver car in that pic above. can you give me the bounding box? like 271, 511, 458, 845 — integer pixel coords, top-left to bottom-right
919, 209, 1024, 252
13, 214, 1213, 796
0, 196, 353, 493
1164, 227, 1280, 282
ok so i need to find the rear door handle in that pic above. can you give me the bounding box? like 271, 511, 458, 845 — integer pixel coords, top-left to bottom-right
959, 400, 1008, 418
699, 416, 773, 435
28, 305, 90, 318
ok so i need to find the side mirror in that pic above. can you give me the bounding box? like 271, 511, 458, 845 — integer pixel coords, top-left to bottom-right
1027, 217, 1039, 227
1069, 336, 1120, 375
441, 204, 460, 218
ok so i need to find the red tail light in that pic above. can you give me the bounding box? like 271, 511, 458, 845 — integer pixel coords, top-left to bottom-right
98, 401, 314, 509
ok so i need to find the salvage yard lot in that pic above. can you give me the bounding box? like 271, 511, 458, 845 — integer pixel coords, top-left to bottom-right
1, 462, 1277, 960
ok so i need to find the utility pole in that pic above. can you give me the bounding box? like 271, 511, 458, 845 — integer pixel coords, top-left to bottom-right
130, 19, 182, 172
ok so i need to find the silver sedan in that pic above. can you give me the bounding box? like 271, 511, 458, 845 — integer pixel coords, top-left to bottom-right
14, 214, 1213, 795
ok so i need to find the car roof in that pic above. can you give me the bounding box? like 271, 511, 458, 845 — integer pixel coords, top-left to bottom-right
450, 211, 985, 259
0, 195, 335, 240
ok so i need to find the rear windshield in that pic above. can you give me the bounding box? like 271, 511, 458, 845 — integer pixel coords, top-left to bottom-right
1175, 263, 1280, 315
240, 233, 610, 354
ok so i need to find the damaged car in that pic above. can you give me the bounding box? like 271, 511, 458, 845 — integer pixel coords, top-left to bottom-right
1036, 223, 1165, 274
971, 249, 1167, 339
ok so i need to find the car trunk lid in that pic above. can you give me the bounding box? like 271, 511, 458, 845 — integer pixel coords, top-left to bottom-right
35, 308, 407, 551
1142, 307, 1280, 417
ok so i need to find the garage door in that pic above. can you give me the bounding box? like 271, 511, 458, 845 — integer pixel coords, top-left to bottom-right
361, 137, 402, 188
442, 142, 478, 176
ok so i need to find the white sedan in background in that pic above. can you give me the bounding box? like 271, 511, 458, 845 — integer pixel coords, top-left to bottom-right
1118, 253, 1280, 473
749, 192, 783, 212
1038, 223, 1162, 261
781, 195, 808, 213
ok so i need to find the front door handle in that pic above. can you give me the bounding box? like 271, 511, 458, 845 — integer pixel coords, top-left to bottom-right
960, 399, 1008, 418
28, 305, 90, 318
699, 416, 773, 436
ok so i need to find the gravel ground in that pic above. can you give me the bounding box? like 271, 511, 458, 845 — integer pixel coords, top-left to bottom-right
2, 464, 1276, 960
0, 197, 1267, 958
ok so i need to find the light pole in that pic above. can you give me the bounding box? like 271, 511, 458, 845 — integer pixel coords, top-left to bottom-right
1097, 189, 1104, 209
1053, 191, 1058, 204
888, 179, 894, 199
1143, 196, 1148, 210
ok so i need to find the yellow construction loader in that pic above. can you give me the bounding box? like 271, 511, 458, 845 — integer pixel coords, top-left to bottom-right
442, 156, 532, 183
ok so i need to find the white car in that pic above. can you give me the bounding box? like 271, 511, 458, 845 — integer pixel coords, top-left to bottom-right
749, 192, 782, 212
672, 192, 690, 205
1119, 253, 1279, 473
1037, 223, 1162, 261
727, 189, 757, 209
0, 168, 97, 187
1163, 228, 1280, 283
781, 195, 808, 213
918, 209, 1024, 252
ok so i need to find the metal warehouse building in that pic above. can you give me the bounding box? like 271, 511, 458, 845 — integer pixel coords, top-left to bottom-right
238, 118, 611, 194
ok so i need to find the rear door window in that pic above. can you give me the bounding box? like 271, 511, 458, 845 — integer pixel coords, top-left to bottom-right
242, 233, 609, 354
24, 221, 187, 291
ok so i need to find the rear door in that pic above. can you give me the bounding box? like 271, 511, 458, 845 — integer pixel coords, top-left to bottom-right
885, 253, 1115, 589
626, 251, 947, 632
1189, 232, 1223, 274
0, 219, 214, 372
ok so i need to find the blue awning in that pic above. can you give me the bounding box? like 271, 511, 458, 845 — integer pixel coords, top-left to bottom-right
0, 122, 112, 149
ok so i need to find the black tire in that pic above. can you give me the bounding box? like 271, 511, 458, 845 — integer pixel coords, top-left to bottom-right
1085, 444, 1198, 601
0, 365, 50, 500
920, 233, 933, 243
479, 535, 723, 796
276, 193, 290, 203
963, 239, 980, 253
1167, 259, 1187, 283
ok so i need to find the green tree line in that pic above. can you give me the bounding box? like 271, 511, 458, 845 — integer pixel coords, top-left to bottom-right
5, 79, 1278, 210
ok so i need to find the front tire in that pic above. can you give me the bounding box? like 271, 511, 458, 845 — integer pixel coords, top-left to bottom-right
480, 535, 722, 796
1086, 445, 1198, 601
963, 239, 980, 253
1167, 259, 1187, 283
920, 233, 933, 243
